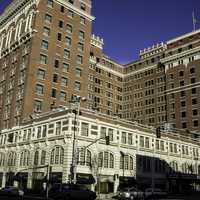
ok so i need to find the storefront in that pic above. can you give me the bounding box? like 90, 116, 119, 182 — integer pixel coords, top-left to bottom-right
14, 172, 28, 190
96, 175, 114, 194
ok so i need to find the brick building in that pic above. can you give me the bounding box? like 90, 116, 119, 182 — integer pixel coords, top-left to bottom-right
0, 0, 200, 133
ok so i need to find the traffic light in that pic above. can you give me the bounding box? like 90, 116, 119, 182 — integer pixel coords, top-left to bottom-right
105, 136, 110, 145
156, 127, 161, 138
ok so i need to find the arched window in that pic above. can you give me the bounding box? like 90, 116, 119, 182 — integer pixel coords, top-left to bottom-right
20, 150, 30, 166
182, 163, 189, 173
7, 152, 16, 166
41, 150, 46, 165
78, 149, 91, 166
50, 146, 64, 165
0, 152, 5, 166
98, 151, 114, 169
169, 161, 178, 173
34, 151, 39, 165
120, 155, 134, 170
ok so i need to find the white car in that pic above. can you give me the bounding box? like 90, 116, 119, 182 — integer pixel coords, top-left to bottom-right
144, 188, 167, 199
118, 187, 144, 200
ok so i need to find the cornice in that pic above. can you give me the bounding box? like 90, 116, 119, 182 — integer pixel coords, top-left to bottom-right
0, 0, 39, 28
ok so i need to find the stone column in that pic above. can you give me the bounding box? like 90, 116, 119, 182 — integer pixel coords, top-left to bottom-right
114, 174, 119, 193
2, 172, 6, 188
27, 171, 33, 189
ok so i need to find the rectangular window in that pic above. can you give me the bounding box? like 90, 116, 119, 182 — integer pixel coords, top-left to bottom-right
139, 136, 144, 147
100, 127, 106, 139
122, 132, 126, 144
74, 81, 81, 91
34, 100, 42, 112
45, 14, 52, 23
65, 37, 71, 46
81, 122, 89, 136
108, 129, 113, 141
57, 33, 62, 41
80, 16, 86, 24
68, 10, 74, 18
128, 133, 132, 145
41, 40, 48, 50
75, 68, 82, 77
63, 63, 69, 72
60, 5, 64, 13
66, 24, 73, 34
64, 49, 70, 59
54, 60, 59, 68
61, 77, 68, 87
80, 3, 86, 11
59, 20, 63, 28
56, 121, 61, 135
77, 55, 83, 64
47, 0, 53, 7
77, 42, 84, 52
145, 137, 150, 148
60, 91, 67, 101
36, 84, 44, 95
51, 88, 57, 98
53, 74, 58, 83
37, 69, 45, 80
43, 26, 50, 36
78, 31, 85, 40
40, 54, 47, 64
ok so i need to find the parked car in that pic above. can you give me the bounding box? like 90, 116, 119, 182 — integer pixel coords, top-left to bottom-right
0, 186, 24, 196
144, 188, 167, 199
49, 183, 96, 200
117, 187, 144, 200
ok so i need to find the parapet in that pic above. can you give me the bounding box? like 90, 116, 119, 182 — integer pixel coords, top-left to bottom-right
91, 34, 104, 49
139, 42, 167, 59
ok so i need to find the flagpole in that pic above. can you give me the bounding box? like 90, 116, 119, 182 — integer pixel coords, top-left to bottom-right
192, 11, 196, 31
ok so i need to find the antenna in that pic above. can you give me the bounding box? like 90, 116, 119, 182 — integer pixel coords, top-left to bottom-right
192, 10, 197, 31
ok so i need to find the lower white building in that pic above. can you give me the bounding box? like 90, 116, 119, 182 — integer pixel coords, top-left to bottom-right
0, 108, 200, 194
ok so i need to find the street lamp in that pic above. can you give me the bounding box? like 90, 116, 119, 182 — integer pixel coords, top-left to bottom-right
70, 96, 86, 184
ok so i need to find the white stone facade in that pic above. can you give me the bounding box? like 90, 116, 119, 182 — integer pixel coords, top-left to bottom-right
0, 109, 199, 193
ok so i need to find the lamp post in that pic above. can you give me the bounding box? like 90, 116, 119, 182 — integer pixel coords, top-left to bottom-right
70, 96, 86, 184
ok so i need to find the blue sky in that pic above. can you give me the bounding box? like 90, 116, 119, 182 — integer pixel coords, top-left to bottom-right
1, 0, 200, 63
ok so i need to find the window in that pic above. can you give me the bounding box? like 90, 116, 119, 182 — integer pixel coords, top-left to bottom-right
193, 109, 198, 116
59, 20, 63, 28
182, 122, 187, 128
78, 31, 85, 40
51, 88, 57, 98
40, 54, 47, 64
54, 59, 59, 68
65, 37, 71, 46
180, 91, 185, 97
98, 151, 114, 168
100, 127, 106, 138
75, 81, 81, 91
41, 150, 46, 165
190, 67, 195, 74
181, 101, 185, 107
192, 98, 197, 105
75, 68, 82, 77
181, 112, 186, 118
192, 88, 197, 94
61, 77, 68, 87
194, 120, 199, 127
80, 3, 86, 11
68, 10, 74, 18
108, 129, 113, 141
60, 6, 64, 13
81, 122, 89, 136
53, 74, 58, 83
68, 0, 74, 4
56, 122, 61, 135
43, 26, 50, 36
66, 24, 72, 33
80, 16, 86, 24
41, 40, 48, 50
64, 49, 70, 59
37, 69, 45, 80
47, 0, 53, 7
34, 100, 42, 112
77, 42, 84, 52
50, 146, 64, 165
180, 81, 184, 86
140, 136, 144, 147
78, 149, 91, 166
20, 150, 30, 166
36, 84, 44, 95
179, 71, 184, 76
57, 33, 62, 41
60, 91, 67, 101
191, 78, 196, 84
121, 132, 126, 144
45, 14, 52, 23
63, 63, 69, 72
34, 151, 39, 165
77, 55, 83, 64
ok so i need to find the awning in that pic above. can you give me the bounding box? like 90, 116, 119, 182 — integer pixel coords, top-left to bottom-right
76, 173, 95, 185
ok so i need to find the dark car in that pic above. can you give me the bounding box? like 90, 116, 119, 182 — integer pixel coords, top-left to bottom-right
49, 183, 96, 200
0, 186, 24, 199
